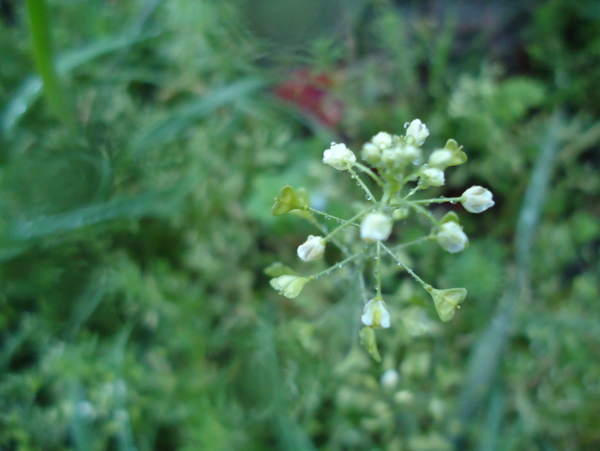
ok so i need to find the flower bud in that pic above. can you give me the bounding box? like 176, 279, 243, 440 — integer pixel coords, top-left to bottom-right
380, 369, 399, 390
404, 119, 429, 146
461, 186, 495, 213
361, 297, 391, 328
428, 149, 453, 168
392, 207, 409, 220
270, 275, 310, 299
297, 235, 326, 261
361, 212, 393, 241
372, 132, 393, 150
323, 142, 356, 170
361, 142, 381, 165
419, 167, 445, 187
428, 287, 467, 322
436, 221, 468, 253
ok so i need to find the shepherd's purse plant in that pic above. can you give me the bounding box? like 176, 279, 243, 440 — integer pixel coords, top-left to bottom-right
268, 120, 494, 360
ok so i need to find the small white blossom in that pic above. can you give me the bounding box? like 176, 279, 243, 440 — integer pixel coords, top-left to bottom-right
394, 390, 414, 404
402, 144, 422, 162
420, 167, 445, 187
436, 221, 468, 253
361, 297, 391, 328
405, 119, 429, 146
361, 142, 381, 165
381, 147, 403, 167
428, 149, 453, 168
381, 145, 421, 169
361, 212, 393, 241
323, 142, 356, 170
372, 132, 393, 150
380, 369, 399, 389
461, 186, 495, 213
297, 235, 326, 261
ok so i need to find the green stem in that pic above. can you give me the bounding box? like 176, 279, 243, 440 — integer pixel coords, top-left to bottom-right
391, 234, 435, 251
406, 202, 440, 226
309, 252, 362, 280
323, 207, 371, 242
354, 162, 385, 187
376, 241, 382, 297
348, 168, 377, 203
403, 186, 422, 200
380, 243, 430, 289
309, 208, 357, 226
410, 196, 463, 205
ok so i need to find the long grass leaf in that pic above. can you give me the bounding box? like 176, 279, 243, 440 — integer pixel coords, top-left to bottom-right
24, 0, 75, 129
455, 111, 563, 442
6, 182, 189, 243
130, 78, 267, 157
1, 32, 156, 135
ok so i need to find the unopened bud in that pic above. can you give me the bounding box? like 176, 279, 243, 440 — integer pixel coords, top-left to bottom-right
323, 142, 356, 170
297, 235, 326, 261
436, 221, 468, 253
461, 186, 495, 213
361, 212, 393, 241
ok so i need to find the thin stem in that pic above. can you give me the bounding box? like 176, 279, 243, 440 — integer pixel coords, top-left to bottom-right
406, 202, 439, 226
323, 207, 371, 242
391, 234, 435, 251
380, 243, 429, 289
312, 219, 352, 256
309, 252, 363, 280
410, 196, 463, 205
403, 186, 422, 200
309, 208, 358, 226
376, 241, 382, 297
348, 168, 377, 203
354, 162, 384, 187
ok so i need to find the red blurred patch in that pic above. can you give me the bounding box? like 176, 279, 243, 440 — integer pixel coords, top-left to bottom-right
273, 69, 343, 128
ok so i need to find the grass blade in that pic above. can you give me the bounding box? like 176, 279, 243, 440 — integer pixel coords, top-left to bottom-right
24, 0, 75, 129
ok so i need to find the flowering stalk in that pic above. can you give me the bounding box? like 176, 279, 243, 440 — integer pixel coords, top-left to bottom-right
269, 119, 495, 360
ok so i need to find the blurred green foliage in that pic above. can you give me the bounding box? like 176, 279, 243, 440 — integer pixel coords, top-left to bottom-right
0, 0, 599, 450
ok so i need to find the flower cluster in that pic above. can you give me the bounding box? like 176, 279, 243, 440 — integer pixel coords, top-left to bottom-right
268, 119, 494, 360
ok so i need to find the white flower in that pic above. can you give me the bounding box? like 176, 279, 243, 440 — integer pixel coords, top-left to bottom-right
270, 275, 310, 299
419, 167, 445, 187
297, 235, 326, 261
380, 369, 399, 389
428, 149, 453, 168
401, 144, 421, 162
461, 186, 495, 213
436, 221, 468, 253
405, 119, 429, 146
381, 145, 421, 169
361, 142, 381, 165
372, 132, 393, 149
323, 142, 356, 170
360, 212, 393, 241
361, 297, 391, 328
